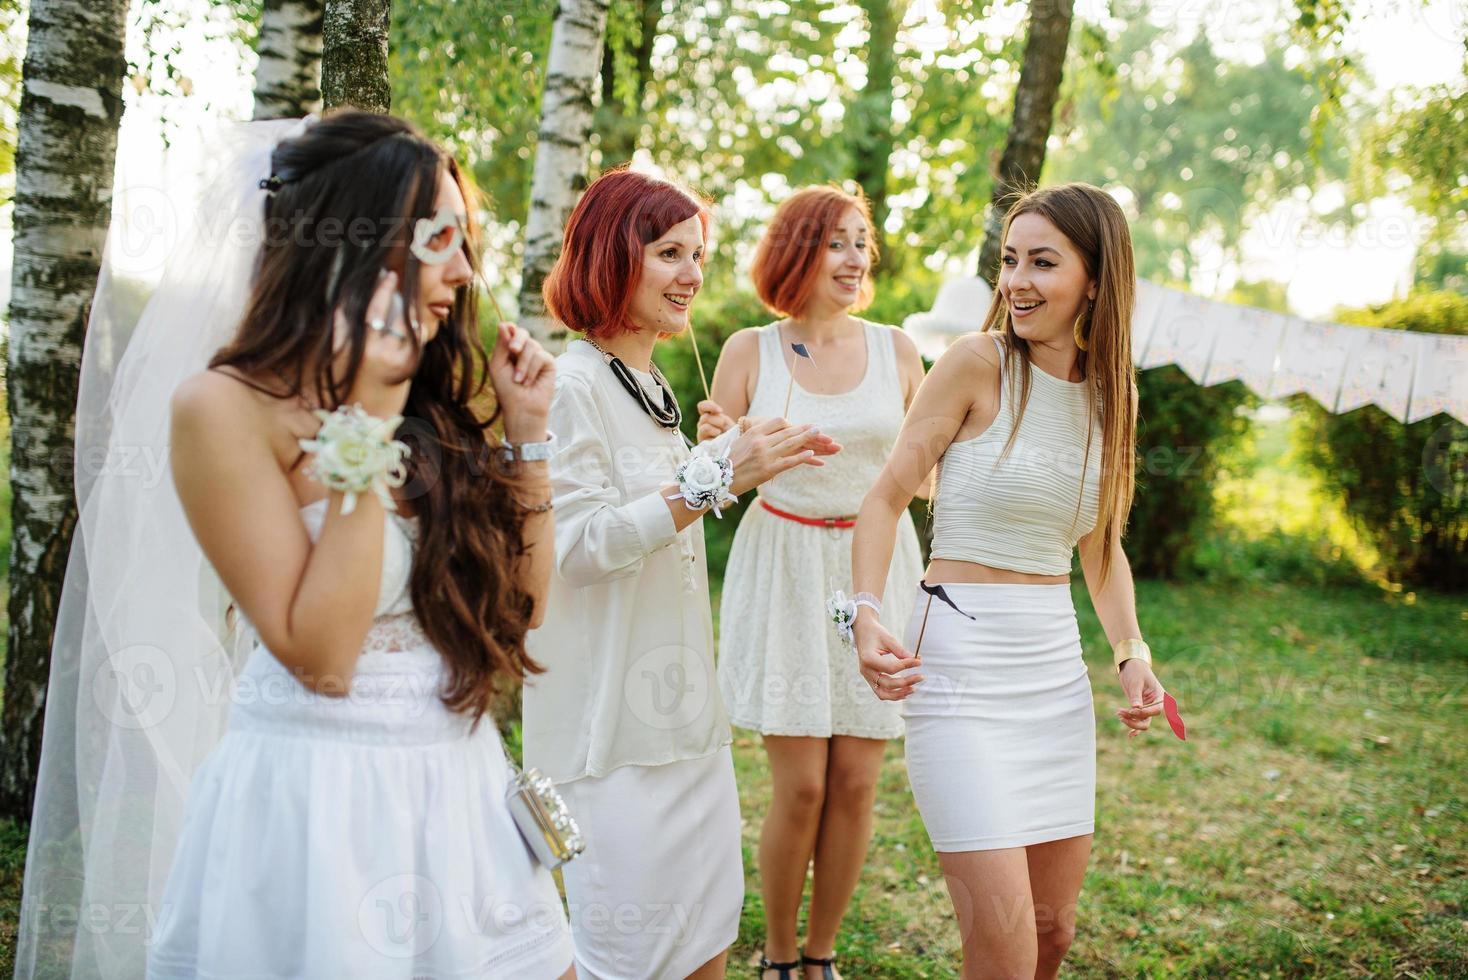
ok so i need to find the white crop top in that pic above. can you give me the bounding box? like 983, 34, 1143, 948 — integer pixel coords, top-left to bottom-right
929, 334, 1102, 576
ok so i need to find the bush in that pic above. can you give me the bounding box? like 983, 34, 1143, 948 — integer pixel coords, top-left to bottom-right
1126, 366, 1256, 578
1295, 291, 1468, 591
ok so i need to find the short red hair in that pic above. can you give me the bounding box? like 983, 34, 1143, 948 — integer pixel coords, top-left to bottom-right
750, 185, 878, 318
542, 168, 710, 338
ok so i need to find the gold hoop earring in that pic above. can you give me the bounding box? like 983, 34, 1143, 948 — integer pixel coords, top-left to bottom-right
1073, 300, 1094, 352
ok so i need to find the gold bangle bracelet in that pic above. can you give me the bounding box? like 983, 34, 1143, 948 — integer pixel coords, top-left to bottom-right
1113, 638, 1152, 673
519, 499, 553, 514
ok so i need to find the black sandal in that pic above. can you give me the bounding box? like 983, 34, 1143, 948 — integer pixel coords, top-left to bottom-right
759, 953, 801, 979
802, 951, 839, 980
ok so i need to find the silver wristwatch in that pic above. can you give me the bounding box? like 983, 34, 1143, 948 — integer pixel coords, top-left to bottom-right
498, 431, 558, 464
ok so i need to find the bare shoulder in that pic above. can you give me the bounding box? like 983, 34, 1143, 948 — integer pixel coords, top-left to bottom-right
173, 368, 257, 424
714, 326, 762, 400
934, 331, 1002, 382
170, 368, 275, 450
886, 324, 922, 363
719, 326, 762, 364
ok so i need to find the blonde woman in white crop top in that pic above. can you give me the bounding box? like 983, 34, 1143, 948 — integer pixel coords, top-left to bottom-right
849, 183, 1171, 980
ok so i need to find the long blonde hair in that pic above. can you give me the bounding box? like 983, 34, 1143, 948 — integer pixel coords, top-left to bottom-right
980, 182, 1138, 584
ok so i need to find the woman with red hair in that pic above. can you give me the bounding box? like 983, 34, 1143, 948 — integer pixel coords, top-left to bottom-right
697, 185, 926, 980
523, 168, 838, 980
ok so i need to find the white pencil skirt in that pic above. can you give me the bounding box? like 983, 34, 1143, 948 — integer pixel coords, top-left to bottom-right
900, 583, 1096, 852
554, 746, 744, 980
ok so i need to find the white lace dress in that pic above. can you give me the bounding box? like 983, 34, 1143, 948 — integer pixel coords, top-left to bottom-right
716, 320, 923, 739
147, 498, 574, 979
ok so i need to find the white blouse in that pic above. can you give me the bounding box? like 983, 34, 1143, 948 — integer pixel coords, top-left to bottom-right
522, 340, 733, 784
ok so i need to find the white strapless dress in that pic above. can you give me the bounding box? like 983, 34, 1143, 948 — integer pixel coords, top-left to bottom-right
146, 499, 573, 979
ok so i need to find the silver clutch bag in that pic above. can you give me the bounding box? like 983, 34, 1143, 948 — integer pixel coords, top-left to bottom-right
505, 763, 585, 870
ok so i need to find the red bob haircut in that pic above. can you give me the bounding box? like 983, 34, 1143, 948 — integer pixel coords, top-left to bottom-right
750, 185, 878, 319
542, 168, 710, 338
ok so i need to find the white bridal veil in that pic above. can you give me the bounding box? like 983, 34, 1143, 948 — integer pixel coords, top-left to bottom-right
13, 115, 313, 980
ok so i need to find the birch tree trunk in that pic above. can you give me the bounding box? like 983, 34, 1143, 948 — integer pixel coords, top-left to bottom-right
321, 0, 390, 113
976, 0, 1075, 283
253, 0, 325, 119
519, 0, 610, 347
1, 0, 129, 821
851, 0, 898, 251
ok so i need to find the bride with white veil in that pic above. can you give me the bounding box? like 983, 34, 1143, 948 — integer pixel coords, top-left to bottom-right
14, 110, 576, 979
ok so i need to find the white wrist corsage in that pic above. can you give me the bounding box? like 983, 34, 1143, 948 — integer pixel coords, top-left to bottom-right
667, 448, 736, 517
298, 404, 411, 515
827, 589, 858, 647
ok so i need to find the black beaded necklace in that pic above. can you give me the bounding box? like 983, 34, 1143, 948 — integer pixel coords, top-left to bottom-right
584, 337, 682, 430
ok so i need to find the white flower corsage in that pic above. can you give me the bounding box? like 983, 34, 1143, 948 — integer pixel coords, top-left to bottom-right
827, 589, 858, 647
298, 404, 411, 515
667, 448, 736, 517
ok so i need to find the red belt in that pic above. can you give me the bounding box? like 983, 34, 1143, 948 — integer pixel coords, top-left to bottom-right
759, 498, 857, 528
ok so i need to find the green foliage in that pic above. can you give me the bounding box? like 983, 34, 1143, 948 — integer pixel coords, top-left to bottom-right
1414, 242, 1468, 295
132, 0, 258, 138
1353, 83, 1467, 294
1222, 280, 1292, 314
0, 0, 25, 205
1295, 291, 1468, 591
1126, 367, 1255, 579
1289, 0, 1355, 155
1202, 406, 1381, 590
1360, 85, 1468, 219
1048, 4, 1350, 287
390, 0, 554, 227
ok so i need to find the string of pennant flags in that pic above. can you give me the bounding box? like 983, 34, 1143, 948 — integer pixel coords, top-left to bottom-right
1133, 281, 1467, 425
903, 278, 1468, 425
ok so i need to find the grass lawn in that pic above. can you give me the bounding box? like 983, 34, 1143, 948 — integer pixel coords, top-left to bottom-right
720, 579, 1467, 978
8, 581, 1449, 977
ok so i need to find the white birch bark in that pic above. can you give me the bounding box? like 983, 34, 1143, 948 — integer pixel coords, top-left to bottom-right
321, 0, 391, 113
253, 0, 325, 120
2, 0, 129, 819
519, 0, 610, 348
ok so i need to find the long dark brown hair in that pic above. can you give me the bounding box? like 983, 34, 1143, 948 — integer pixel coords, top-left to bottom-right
980, 182, 1139, 584
210, 108, 542, 722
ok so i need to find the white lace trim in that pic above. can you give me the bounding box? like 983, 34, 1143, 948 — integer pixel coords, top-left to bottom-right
361, 612, 433, 654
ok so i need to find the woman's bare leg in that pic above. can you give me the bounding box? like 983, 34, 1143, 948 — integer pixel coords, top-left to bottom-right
759, 736, 831, 974
802, 735, 887, 976
936, 847, 1037, 980
1025, 834, 1092, 979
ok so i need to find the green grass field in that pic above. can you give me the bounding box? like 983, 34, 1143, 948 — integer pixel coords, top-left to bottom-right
721, 579, 1467, 978
3, 580, 1459, 977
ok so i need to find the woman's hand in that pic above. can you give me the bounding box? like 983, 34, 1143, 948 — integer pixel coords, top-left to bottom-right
854, 613, 923, 701
727, 416, 841, 496
1116, 660, 1166, 738
696, 399, 736, 442
489, 321, 556, 442
337, 269, 418, 419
